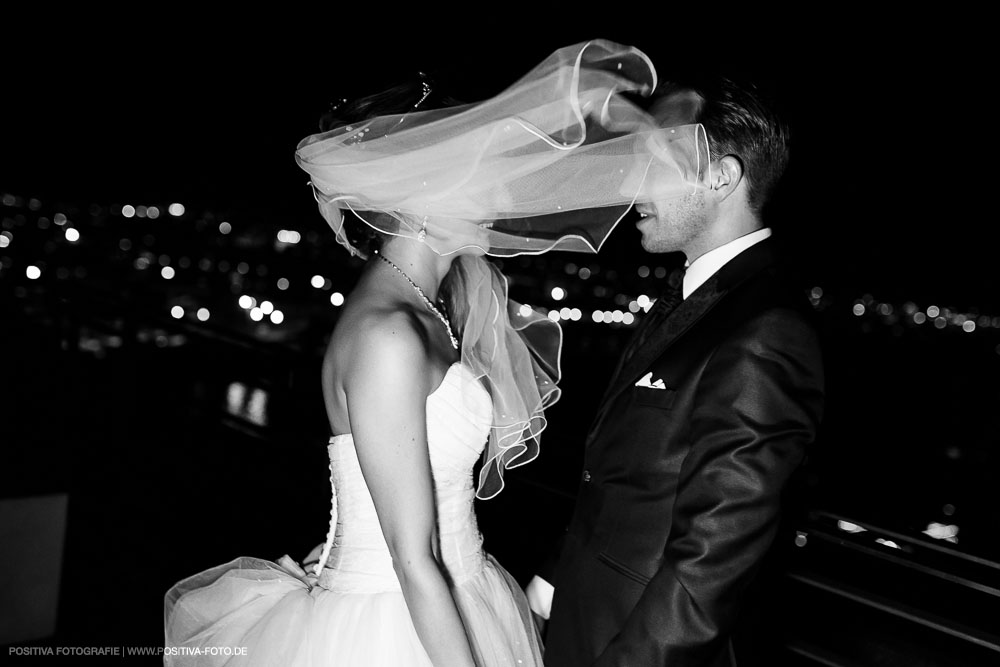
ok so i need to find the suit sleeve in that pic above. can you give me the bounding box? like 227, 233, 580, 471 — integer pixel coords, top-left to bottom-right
594, 309, 824, 667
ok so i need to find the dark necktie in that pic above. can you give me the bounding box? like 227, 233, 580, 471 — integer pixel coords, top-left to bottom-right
622, 266, 686, 365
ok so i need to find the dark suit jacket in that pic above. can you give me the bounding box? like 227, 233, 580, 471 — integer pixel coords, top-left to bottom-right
544, 238, 825, 667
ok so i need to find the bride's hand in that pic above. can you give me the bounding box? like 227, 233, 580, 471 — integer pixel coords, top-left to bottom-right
276, 554, 320, 588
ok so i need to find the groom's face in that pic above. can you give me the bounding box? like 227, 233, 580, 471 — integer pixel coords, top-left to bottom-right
634, 190, 710, 255
634, 87, 712, 255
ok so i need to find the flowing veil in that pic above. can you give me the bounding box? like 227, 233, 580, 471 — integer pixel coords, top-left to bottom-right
296, 39, 710, 258
296, 39, 710, 498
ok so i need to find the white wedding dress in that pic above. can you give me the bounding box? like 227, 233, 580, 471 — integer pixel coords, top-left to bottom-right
164, 363, 543, 666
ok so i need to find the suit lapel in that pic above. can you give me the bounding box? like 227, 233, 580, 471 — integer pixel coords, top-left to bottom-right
602, 276, 728, 406
592, 238, 781, 426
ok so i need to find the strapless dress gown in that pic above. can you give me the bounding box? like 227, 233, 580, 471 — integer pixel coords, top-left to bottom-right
164, 363, 542, 666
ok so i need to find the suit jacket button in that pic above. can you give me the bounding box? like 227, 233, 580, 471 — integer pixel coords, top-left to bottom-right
582, 470, 592, 482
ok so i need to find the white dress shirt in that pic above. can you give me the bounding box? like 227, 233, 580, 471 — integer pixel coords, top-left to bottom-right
526, 228, 774, 620
682, 227, 772, 299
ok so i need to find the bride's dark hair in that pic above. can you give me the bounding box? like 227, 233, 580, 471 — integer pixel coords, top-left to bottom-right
318, 73, 464, 258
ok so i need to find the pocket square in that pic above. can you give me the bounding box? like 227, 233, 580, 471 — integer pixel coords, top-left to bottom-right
635, 372, 667, 390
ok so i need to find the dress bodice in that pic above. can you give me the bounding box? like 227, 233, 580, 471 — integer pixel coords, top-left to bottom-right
315, 363, 493, 593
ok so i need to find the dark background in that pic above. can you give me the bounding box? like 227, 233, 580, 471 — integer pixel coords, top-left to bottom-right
3, 16, 998, 666
4, 20, 994, 303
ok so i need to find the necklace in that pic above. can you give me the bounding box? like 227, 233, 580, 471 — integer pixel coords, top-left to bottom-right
374, 250, 459, 350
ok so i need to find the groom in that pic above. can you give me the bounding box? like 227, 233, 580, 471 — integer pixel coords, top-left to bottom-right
532, 78, 825, 666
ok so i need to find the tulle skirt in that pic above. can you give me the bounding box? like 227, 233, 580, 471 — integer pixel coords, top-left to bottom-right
164, 554, 542, 666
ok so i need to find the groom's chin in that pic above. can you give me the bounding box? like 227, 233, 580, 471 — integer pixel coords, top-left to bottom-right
639, 234, 680, 255
638, 234, 658, 254
636, 226, 659, 252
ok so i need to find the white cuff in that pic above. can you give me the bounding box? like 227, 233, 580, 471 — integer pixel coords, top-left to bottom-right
526, 575, 555, 620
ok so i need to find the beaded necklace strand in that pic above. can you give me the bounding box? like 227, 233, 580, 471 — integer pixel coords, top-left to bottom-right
373, 249, 459, 350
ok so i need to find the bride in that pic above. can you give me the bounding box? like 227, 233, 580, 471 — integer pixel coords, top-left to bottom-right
163, 40, 708, 666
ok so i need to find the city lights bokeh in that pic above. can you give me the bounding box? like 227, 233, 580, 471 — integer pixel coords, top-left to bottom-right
3, 190, 999, 353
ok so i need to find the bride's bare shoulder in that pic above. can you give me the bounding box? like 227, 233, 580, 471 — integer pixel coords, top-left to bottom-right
325, 299, 431, 378
321, 299, 434, 432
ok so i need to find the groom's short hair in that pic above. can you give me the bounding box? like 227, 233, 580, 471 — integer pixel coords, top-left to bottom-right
653, 78, 790, 216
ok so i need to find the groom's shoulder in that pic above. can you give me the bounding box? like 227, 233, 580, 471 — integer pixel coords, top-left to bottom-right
727, 258, 811, 314
717, 263, 820, 343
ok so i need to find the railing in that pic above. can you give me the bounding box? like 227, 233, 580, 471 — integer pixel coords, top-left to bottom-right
780, 510, 1000, 666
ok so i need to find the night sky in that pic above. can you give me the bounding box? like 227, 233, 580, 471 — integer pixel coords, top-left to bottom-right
3, 20, 993, 307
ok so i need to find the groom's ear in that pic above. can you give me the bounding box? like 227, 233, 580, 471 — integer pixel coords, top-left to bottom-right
710, 154, 744, 201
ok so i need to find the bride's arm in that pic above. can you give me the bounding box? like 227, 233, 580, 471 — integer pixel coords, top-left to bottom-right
344, 315, 476, 667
